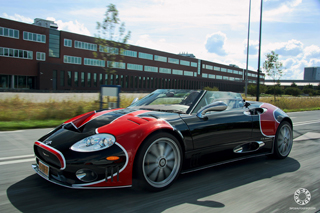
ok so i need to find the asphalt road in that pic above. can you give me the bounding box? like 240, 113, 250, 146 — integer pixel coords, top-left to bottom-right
0, 111, 320, 213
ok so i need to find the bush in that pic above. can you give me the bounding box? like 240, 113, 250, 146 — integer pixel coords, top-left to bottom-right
285, 87, 302, 96
245, 84, 267, 96
203, 86, 219, 91
266, 86, 283, 96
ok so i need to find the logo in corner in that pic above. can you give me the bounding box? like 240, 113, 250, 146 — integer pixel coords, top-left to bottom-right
44, 141, 52, 145
294, 188, 311, 205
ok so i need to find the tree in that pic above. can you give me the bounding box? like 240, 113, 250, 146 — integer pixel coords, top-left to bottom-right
285, 87, 301, 96
94, 4, 131, 84
291, 82, 297, 87
246, 84, 267, 96
263, 51, 283, 101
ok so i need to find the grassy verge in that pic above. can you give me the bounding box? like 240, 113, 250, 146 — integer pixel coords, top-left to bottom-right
0, 120, 66, 131
0, 95, 319, 131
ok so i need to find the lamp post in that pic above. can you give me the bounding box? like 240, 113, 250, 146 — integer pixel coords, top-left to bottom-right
256, 0, 263, 101
245, 0, 252, 98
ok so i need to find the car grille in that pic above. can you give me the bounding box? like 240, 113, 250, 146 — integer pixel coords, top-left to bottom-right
34, 145, 61, 169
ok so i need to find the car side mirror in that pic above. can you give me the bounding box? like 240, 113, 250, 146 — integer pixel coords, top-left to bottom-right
130, 97, 139, 105
196, 101, 228, 119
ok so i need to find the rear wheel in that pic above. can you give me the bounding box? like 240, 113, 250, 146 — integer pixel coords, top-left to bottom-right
272, 121, 293, 159
134, 132, 182, 191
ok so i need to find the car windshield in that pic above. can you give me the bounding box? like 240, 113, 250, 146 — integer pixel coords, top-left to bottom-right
128, 89, 201, 114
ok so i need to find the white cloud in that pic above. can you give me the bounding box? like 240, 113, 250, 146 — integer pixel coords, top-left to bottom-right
134, 34, 178, 53
303, 45, 320, 61
47, 17, 91, 36
205, 32, 227, 56
2, 13, 33, 23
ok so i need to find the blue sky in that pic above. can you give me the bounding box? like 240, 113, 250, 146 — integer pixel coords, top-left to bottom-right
1, 0, 320, 80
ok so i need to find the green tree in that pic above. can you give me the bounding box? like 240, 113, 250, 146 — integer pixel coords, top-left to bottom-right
263, 51, 283, 101
246, 84, 267, 96
291, 82, 297, 87
285, 87, 301, 96
94, 4, 131, 84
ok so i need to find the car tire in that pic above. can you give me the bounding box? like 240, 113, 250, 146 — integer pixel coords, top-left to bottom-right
133, 132, 182, 191
272, 121, 293, 159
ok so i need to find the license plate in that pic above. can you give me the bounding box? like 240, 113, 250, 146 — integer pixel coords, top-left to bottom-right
39, 161, 49, 179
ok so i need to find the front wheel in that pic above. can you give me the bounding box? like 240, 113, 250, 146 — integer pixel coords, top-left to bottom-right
133, 132, 182, 191
272, 121, 293, 159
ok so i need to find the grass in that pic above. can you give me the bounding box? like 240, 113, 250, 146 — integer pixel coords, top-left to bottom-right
0, 94, 319, 131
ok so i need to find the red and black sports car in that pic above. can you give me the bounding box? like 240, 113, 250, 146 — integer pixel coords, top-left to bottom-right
32, 89, 293, 191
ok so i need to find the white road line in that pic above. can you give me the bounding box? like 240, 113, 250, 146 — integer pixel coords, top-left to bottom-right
293, 120, 320, 127
0, 158, 35, 166
0, 154, 34, 161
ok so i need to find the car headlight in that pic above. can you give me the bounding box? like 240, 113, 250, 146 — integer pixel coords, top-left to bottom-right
70, 134, 115, 152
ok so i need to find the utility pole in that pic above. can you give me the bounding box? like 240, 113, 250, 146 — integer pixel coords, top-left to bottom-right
256, 0, 263, 101
245, 0, 251, 98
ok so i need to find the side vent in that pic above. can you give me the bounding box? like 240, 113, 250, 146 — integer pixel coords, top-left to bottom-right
105, 166, 120, 182
233, 141, 265, 153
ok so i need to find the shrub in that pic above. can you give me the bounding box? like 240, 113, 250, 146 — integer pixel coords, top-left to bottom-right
285, 87, 302, 96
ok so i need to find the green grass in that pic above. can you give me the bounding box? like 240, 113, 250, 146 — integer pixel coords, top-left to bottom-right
0, 95, 319, 131
0, 120, 66, 131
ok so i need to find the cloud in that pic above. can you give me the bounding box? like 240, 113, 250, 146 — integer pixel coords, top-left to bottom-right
243, 40, 259, 55
47, 17, 91, 36
275, 39, 304, 57
264, 0, 302, 21
1, 13, 33, 23
134, 34, 178, 53
303, 45, 320, 61
205, 32, 227, 56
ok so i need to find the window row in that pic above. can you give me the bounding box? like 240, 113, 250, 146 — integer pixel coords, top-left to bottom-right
0, 27, 19, 39
202, 73, 242, 82
63, 55, 81, 65
202, 64, 245, 76
75, 40, 97, 51
84, 58, 105, 67
99, 45, 119, 54
23, 31, 46, 43
0, 47, 33, 59
60, 71, 244, 92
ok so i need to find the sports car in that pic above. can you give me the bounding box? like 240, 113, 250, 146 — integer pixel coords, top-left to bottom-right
32, 89, 293, 191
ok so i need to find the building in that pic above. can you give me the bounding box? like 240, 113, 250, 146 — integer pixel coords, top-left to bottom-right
0, 17, 265, 92
304, 67, 320, 81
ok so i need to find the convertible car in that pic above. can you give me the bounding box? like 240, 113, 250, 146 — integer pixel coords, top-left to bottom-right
32, 89, 293, 191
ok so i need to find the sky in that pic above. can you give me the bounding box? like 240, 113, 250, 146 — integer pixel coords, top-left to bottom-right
1, 0, 320, 80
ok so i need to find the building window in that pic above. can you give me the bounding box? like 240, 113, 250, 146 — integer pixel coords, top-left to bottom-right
239, 71, 243, 75
168, 58, 179, 64
105, 74, 108, 84
93, 73, 97, 87
227, 69, 233, 73
208, 74, 215, 79
49, 29, 60, 58
202, 73, 208, 78
221, 68, 227, 72
0, 47, 33, 60
23, 31, 45, 43
87, 73, 91, 87
64, 55, 81, 65
216, 75, 222, 79
191, 62, 197, 67
214, 66, 220, 71
172, 69, 183, 75
154, 55, 167, 62
74, 72, 78, 86
127, 63, 143, 71
36, 52, 45, 61
138, 52, 153, 60
121, 49, 137, 57
67, 71, 72, 86
84, 58, 105, 67
145, 66, 158, 73
75, 40, 97, 51
205, 65, 213, 70
0, 27, 19, 39
60, 71, 65, 86
81, 72, 85, 87
180, 60, 190, 66
159, 67, 171, 74
184, 71, 194, 76
233, 70, 239, 74
100, 45, 118, 54
223, 76, 228, 80
100, 73, 103, 85
64, 39, 72, 47
107, 61, 125, 69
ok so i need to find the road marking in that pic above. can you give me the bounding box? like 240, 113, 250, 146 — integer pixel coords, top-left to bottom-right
0, 158, 35, 166
294, 132, 320, 141
0, 154, 34, 161
293, 119, 320, 127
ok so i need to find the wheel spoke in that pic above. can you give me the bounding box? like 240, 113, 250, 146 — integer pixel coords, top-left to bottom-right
158, 142, 165, 157
145, 153, 157, 164
157, 169, 165, 182
164, 144, 173, 158
149, 144, 160, 157
148, 167, 160, 181
163, 166, 172, 177
145, 163, 158, 176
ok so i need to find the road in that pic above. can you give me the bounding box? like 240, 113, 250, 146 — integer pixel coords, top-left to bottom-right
0, 111, 320, 212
